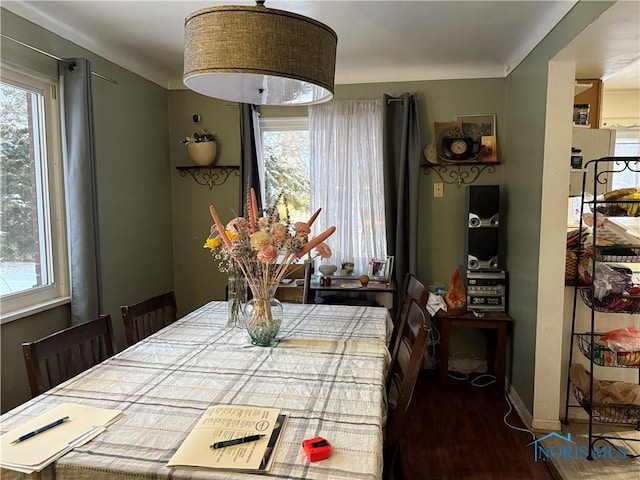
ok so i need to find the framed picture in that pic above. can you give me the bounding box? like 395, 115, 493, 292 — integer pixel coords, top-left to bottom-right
383, 256, 395, 283
370, 255, 394, 282
370, 258, 387, 279
455, 114, 496, 143
480, 135, 497, 162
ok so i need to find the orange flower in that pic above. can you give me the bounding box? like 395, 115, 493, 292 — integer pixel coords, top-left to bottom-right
270, 225, 288, 246
296, 226, 336, 259
315, 242, 332, 259
294, 222, 311, 237
226, 217, 248, 235
257, 244, 279, 263
307, 208, 321, 227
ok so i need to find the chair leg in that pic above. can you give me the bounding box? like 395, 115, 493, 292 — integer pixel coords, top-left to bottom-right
392, 451, 404, 480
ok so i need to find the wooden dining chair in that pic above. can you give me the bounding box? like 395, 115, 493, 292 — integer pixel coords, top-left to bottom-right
120, 290, 177, 347
22, 314, 115, 398
384, 299, 431, 480
302, 262, 314, 304
389, 273, 428, 363
275, 263, 309, 303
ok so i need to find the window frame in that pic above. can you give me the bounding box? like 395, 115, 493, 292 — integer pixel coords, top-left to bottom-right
612, 127, 640, 190
0, 64, 70, 323
258, 116, 310, 219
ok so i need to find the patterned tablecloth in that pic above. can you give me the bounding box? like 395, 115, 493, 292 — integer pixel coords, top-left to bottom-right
1, 302, 392, 480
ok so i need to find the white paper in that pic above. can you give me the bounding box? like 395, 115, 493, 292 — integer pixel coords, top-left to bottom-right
0, 403, 122, 473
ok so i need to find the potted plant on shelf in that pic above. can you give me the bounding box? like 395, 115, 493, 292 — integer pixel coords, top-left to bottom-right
182, 130, 217, 166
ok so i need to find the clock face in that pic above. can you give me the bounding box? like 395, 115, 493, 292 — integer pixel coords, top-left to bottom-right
450, 139, 468, 155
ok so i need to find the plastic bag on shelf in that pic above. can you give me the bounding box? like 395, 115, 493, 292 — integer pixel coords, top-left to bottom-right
444, 268, 465, 312
590, 263, 632, 300
600, 326, 640, 352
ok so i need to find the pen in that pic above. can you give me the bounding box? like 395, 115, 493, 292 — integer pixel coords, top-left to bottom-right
11, 416, 70, 444
210, 434, 265, 449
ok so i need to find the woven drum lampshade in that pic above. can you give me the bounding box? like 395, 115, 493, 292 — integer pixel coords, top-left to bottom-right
183, 3, 337, 105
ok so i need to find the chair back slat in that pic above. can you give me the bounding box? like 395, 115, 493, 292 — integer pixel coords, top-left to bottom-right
302, 263, 313, 304
121, 290, 177, 347
384, 299, 431, 479
22, 314, 115, 398
389, 273, 428, 363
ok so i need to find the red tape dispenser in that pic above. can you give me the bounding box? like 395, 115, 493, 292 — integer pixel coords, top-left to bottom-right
303, 436, 332, 462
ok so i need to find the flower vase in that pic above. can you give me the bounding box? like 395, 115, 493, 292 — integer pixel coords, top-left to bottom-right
243, 284, 283, 346
187, 141, 217, 166
227, 274, 247, 328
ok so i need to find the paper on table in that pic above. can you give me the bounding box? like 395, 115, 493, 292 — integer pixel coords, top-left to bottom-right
168, 405, 282, 472
0, 403, 123, 473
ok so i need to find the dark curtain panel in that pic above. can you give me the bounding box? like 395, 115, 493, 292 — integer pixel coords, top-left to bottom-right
61, 59, 102, 325
382, 93, 421, 290
239, 103, 262, 216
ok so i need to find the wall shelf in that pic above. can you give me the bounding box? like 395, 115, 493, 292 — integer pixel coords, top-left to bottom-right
176, 165, 239, 189
422, 161, 499, 187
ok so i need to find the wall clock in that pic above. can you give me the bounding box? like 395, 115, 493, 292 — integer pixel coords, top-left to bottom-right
440, 137, 478, 161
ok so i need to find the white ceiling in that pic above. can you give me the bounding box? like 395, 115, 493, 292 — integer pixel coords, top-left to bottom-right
2, 1, 639, 91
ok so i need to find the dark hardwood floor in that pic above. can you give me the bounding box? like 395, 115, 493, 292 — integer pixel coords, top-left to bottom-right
399, 370, 556, 480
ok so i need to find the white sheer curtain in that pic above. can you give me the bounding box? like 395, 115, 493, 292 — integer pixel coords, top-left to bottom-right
308, 99, 386, 275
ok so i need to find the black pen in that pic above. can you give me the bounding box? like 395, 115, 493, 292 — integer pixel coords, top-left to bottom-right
11, 416, 70, 444
210, 434, 265, 449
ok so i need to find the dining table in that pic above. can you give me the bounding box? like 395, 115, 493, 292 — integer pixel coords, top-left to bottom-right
0, 301, 392, 480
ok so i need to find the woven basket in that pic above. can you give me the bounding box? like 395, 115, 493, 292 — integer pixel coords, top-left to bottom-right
565, 249, 580, 280
565, 247, 592, 282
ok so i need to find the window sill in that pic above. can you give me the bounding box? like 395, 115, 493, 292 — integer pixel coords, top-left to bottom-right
1, 296, 71, 325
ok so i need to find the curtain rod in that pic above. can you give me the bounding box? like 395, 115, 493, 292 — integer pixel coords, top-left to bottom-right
386, 94, 418, 104
1, 33, 118, 84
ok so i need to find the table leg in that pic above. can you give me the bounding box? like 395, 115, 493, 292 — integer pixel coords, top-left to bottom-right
496, 322, 507, 393
439, 318, 451, 384
485, 329, 497, 376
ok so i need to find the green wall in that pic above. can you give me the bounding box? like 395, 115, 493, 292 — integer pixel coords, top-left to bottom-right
168, 93, 241, 313
502, 0, 615, 410
0, 9, 173, 412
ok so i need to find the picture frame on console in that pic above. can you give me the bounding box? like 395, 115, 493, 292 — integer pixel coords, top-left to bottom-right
370, 255, 394, 283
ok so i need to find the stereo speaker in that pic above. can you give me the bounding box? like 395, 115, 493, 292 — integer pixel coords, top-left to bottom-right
465, 185, 500, 270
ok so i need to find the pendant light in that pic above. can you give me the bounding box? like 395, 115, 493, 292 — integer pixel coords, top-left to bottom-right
183, 1, 337, 105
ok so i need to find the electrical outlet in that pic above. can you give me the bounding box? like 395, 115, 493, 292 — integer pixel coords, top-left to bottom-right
433, 182, 444, 198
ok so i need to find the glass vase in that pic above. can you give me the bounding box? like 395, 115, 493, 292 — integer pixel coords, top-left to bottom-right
243, 284, 283, 346
227, 274, 247, 328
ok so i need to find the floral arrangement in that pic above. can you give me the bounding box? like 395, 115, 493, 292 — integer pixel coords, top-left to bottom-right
204, 189, 335, 341
182, 129, 216, 144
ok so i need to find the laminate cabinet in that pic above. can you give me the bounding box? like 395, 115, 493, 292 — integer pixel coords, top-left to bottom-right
574, 79, 603, 129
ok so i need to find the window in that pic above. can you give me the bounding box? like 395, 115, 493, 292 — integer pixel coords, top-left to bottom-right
612, 128, 640, 189
259, 117, 310, 222
259, 101, 386, 275
0, 65, 69, 321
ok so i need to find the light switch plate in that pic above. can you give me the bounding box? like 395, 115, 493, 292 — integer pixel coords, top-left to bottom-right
434, 182, 444, 198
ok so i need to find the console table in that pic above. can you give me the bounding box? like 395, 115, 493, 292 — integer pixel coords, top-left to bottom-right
435, 311, 513, 392
276, 278, 395, 309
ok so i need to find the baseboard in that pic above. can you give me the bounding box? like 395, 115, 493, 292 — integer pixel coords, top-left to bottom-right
506, 379, 534, 429
505, 380, 562, 433
531, 418, 562, 433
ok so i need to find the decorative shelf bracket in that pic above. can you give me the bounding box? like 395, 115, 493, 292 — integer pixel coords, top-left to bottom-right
176, 166, 239, 189
422, 162, 497, 187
